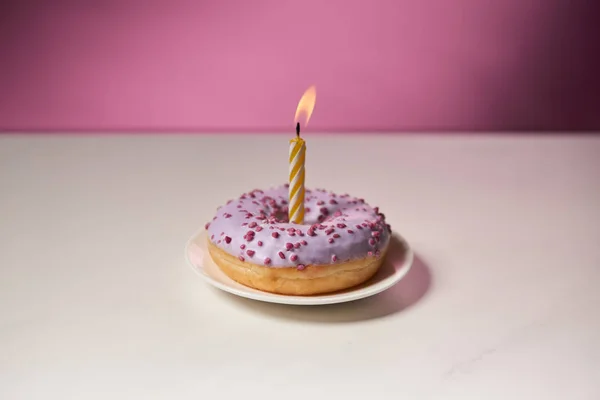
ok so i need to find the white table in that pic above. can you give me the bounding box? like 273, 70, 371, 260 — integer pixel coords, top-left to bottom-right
1, 133, 599, 399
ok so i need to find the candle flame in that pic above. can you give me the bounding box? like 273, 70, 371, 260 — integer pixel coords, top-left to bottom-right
294, 85, 317, 127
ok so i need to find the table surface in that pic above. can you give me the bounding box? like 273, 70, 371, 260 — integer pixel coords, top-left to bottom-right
1, 133, 599, 399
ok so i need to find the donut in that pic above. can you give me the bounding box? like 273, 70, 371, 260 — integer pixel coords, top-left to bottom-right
205, 185, 392, 295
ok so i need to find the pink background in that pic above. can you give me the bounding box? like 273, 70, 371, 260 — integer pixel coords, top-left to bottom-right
1, 0, 599, 132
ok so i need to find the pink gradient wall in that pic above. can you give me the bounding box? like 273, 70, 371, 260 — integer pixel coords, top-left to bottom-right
1, 0, 599, 132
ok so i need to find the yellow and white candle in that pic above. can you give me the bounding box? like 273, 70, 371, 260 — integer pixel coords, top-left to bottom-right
289, 85, 316, 224
288, 133, 306, 223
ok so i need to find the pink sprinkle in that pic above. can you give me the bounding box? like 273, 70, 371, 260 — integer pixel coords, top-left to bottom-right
331, 255, 338, 262
296, 229, 304, 236
288, 231, 296, 237
307, 229, 316, 237
237, 205, 242, 208
290, 254, 298, 262
246, 249, 255, 257
347, 229, 354, 234
257, 241, 263, 247
204, 222, 210, 230
220, 232, 224, 236
210, 235, 215, 240
372, 231, 381, 238
297, 264, 306, 271
319, 207, 329, 214
278, 251, 285, 259
317, 200, 325, 205
368, 251, 373, 256
305, 207, 311, 212
279, 227, 285, 231
272, 232, 280, 238
369, 238, 376, 247
356, 224, 363, 230
255, 226, 263, 232
325, 228, 334, 235
264, 257, 272, 265
285, 242, 293, 250
375, 250, 381, 257
362, 222, 368, 227
239, 256, 245, 262
386, 224, 392, 232
333, 233, 340, 238
333, 210, 342, 217
329, 199, 338, 205
328, 238, 334, 243
246, 230, 255, 237
248, 222, 257, 228
240, 244, 246, 249
224, 236, 232, 244
217, 240, 221, 244
374, 207, 379, 214
336, 223, 347, 228
301, 240, 308, 245
294, 242, 301, 249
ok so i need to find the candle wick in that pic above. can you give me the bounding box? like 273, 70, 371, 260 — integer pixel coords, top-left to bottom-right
296, 122, 300, 138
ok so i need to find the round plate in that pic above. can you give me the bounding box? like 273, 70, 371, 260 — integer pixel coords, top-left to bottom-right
185, 229, 414, 305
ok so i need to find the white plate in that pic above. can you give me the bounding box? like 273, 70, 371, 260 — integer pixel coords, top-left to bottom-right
185, 229, 414, 305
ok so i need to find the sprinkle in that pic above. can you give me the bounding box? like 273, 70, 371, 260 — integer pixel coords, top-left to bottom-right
386, 224, 392, 232
204, 222, 210, 229
305, 207, 311, 212
362, 222, 368, 227
290, 254, 298, 262
372, 231, 381, 238
374, 207, 379, 214
369, 238, 376, 247
239, 256, 245, 262
319, 207, 329, 214
301, 240, 308, 245
237, 205, 242, 208
328, 238, 334, 243
331, 255, 338, 262
210, 235, 214, 240
333, 210, 342, 217
272, 232, 280, 238
288, 231, 296, 237
296, 229, 304, 236
347, 230, 354, 234
325, 228, 334, 235
307, 229, 316, 237
356, 224, 363, 230
297, 264, 306, 270
224, 236, 232, 244
317, 200, 325, 205
264, 257, 271, 265
368, 251, 373, 257
336, 223, 347, 228
278, 251, 285, 259
248, 222, 257, 228
240, 244, 246, 249
294, 242, 301, 249
333, 233, 340, 238
255, 226, 263, 232
285, 243, 293, 250
241, 222, 248, 226
246, 249, 255, 257
329, 199, 338, 205
257, 241, 263, 247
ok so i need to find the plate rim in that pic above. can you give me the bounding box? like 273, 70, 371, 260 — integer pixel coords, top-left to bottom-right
184, 228, 414, 305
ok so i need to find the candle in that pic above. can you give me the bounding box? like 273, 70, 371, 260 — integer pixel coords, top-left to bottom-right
289, 123, 306, 223
289, 86, 316, 224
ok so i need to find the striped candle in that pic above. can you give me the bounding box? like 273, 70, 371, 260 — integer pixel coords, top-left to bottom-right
288, 125, 306, 224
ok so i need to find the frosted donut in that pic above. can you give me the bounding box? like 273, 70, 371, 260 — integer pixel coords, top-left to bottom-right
205, 185, 392, 295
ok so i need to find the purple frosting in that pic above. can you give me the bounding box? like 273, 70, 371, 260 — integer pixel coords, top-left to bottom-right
206, 185, 391, 269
